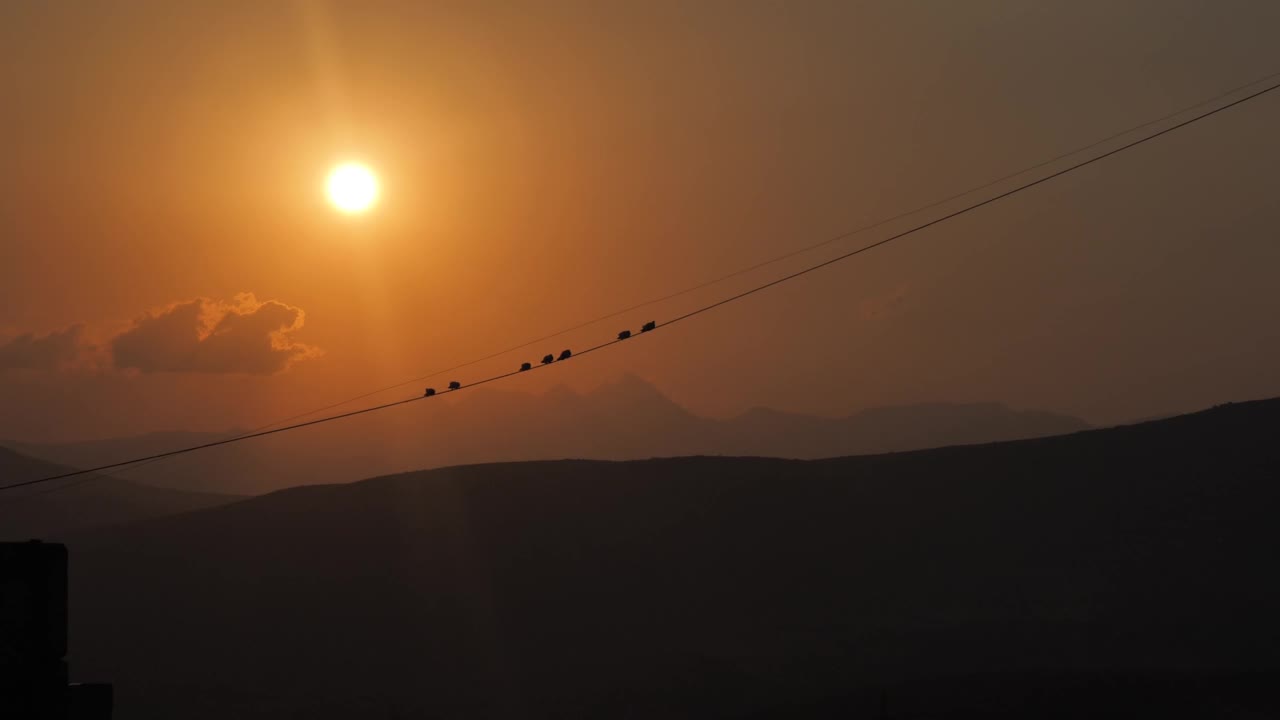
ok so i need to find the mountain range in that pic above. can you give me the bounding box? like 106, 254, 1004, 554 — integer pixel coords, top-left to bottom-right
12, 374, 1090, 495
60, 397, 1280, 718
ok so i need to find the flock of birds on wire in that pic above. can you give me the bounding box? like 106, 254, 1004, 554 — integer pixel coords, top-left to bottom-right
422, 320, 658, 397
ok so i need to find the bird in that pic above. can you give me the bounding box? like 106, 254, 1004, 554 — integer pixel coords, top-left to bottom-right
520, 362, 532, 371
541, 354, 555, 365
448, 381, 461, 390
423, 388, 436, 397
617, 330, 632, 340
641, 320, 657, 332
558, 349, 572, 361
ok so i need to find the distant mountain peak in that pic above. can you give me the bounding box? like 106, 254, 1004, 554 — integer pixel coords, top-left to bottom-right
543, 383, 579, 401
595, 371, 656, 390
586, 373, 693, 414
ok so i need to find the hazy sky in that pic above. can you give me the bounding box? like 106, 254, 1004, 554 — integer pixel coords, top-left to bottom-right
2, 0, 1279, 443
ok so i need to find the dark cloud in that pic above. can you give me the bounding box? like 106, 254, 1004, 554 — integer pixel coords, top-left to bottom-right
0, 324, 87, 370
112, 294, 319, 375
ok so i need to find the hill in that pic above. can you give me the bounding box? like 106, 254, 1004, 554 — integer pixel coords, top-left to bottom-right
20, 375, 1089, 494
0, 447, 241, 539
63, 398, 1280, 718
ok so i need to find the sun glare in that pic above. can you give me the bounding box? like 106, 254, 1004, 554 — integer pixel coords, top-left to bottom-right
326, 163, 379, 214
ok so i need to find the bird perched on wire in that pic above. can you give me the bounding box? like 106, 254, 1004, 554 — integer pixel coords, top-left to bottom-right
617, 330, 631, 340
423, 388, 436, 397
541, 354, 555, 365
448, 381, 461, 390
641, 320, 657, 332
520, 362, 532, 371
558, 349, 572, 361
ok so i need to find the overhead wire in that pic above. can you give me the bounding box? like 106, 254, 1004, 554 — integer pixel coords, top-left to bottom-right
3, 71, 1278, 493
148, 69, 1280, 433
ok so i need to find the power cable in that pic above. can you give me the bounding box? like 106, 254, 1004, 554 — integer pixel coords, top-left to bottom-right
3, 72, 1277, 492
170, 69, 1280, 432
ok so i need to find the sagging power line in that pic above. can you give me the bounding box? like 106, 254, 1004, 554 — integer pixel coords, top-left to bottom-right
46, 69, 1280, 497
3, 71, 1278, 493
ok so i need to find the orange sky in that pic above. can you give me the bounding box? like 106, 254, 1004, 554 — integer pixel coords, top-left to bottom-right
2, 1, 1279, 443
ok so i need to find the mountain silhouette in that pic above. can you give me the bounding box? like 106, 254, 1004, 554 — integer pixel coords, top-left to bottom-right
62, 397, 1280, 718
0, 447, 240, 539
18, 375, 1089, 495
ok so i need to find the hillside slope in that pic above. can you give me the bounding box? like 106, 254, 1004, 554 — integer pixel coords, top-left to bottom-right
67, 399, 1280, 718
0, 447, 241, 539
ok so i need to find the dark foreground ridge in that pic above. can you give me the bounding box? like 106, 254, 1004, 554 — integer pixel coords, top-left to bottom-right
66, 398, 1280, 718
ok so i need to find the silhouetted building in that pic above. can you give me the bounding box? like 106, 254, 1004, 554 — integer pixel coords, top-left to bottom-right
1, 541, 112, 719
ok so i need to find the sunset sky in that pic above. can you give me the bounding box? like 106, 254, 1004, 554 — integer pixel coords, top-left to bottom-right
2, 0, 1279, 443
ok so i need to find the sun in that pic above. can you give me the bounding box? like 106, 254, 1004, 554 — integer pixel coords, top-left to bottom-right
325, 162, 379, 214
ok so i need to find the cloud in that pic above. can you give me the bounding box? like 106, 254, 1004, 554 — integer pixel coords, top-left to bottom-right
0, 324, 88, 370
111, 293, 320, 375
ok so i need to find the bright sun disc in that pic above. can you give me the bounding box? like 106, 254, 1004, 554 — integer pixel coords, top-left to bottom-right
326, 163, 379, 214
